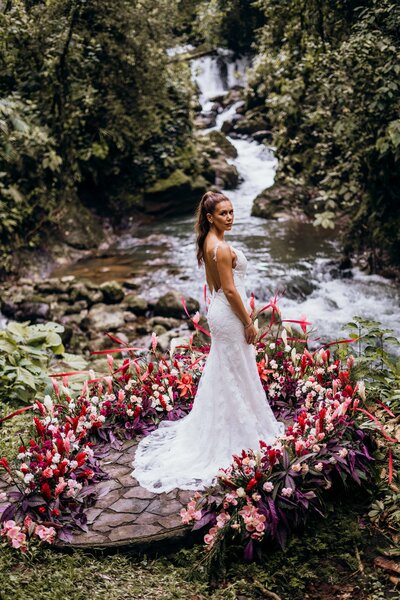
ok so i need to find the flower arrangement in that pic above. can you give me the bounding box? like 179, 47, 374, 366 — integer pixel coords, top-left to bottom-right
0, 299, 396, 557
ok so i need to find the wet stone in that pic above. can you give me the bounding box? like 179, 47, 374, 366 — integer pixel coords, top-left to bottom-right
109, 498, 150, 514
123, 487, 155, 500
92, 511, 137, 531
147, 498, 183, 516
51, 438, 195, 550
156, 514, 187, 529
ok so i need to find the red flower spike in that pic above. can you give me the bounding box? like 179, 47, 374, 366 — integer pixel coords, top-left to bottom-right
246, 478, 258, 492
388, 448, 393, 484
0, 457, 11, 474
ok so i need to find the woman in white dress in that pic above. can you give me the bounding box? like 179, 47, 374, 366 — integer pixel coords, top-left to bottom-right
131, 191, 285, 493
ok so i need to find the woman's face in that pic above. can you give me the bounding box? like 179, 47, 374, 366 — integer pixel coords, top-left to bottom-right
207, 200, 234, 232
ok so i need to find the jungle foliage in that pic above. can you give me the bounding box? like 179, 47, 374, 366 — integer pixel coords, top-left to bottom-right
0, 0, 196, 274
248, 0, 400, 269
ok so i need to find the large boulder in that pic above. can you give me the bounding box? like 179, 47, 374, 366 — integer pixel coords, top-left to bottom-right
122, 294, 149, 315
81, 303, 126, 332
143, 169, 208, 216
14, 301, 50, 322
208, 130, 238, 159
154, 291, 199, 319
252, 183, 317, 220
51, 196, 105, 250
205, 158, 239, 190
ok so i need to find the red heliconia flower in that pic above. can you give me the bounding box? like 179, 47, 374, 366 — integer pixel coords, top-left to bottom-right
297, 412, 308, 434
339, 371, 350, 386
35, 400, 46, 416
38, 506, 46, 514
246, 478, 258, 492
255, 470, 262, 481
133, 406, 141, 418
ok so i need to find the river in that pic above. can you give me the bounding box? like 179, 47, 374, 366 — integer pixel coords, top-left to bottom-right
51, 50, 400, 344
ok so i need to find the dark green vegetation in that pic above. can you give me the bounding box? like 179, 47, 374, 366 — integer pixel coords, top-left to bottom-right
1, 0, 399, 276
0, 0, 199, 275
247, 0, 400, 271
0, 491, 397, 599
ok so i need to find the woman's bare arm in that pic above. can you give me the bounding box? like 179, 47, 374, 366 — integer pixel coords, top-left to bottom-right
215, 244, 257, 343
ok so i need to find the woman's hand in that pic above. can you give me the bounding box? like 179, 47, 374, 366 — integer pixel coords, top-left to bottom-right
244, 321, 257, 344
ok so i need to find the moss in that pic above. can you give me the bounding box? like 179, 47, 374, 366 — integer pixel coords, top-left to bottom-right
145, 169, 191, 195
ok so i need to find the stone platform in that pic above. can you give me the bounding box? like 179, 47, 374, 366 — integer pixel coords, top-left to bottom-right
0, 439, 196, 553
67, 439, 195, 551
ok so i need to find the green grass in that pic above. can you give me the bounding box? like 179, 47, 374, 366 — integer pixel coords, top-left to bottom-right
0, 405, 397, 599
0, 500, 397, 600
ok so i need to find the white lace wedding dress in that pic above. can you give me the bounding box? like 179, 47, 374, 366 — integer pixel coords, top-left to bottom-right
131, 244, 285, 493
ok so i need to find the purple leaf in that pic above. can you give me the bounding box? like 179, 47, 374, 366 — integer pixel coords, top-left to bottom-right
192, 511, 216, 531
244, 539, 254, 561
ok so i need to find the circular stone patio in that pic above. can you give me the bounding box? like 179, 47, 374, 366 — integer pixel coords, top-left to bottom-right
0, 439, 197, 553
62, 439, 195, 551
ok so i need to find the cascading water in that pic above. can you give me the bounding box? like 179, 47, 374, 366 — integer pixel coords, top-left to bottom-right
49, 50, 400, 342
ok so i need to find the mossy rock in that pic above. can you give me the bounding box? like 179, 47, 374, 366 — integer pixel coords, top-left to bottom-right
99, 281, 125, 304
154, 291, 199, 319
208, 131, 238, 158
51, 196, 105, 250
251, 183, 317, 220
143, 170, 207, 216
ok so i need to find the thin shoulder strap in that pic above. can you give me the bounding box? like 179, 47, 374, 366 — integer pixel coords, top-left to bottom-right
213, 241, 221, 261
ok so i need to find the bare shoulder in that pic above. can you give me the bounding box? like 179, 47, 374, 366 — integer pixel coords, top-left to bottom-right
204, 238, 230, 263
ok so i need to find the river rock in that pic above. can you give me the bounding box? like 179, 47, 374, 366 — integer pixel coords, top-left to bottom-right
155, 330, 183, 353
208, 158, 239, 190
64, 300, 88, 314
154, 291, 199, 319
231, 108, 270, 135
252, 130, 273, 142
122, 294, 148, 315
81, 303, 126, 332
221, 114, 244, 135
36, 278, 70, 294
208, 130, 238, 158
251, 183, 316, 220
148, 316, 181, 330
283, 276, 316, 300
194, 112, 217, 129
14, 301, 50, 321
99, 281, 124, 304
52, 195, 105, 250
70, 282, 104, 305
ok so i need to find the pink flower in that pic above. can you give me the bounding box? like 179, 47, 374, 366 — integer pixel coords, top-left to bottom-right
55, 478, 68, 497
281, 487, 293, 498
35, 524, 56, 544
263, 481, 273, 493
42, 467, 53, 478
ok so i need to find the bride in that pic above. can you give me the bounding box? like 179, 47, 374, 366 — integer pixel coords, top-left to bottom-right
131, 191, 285, 493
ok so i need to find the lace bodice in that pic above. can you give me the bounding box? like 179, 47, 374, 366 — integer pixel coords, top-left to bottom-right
212, 242, 247, 293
